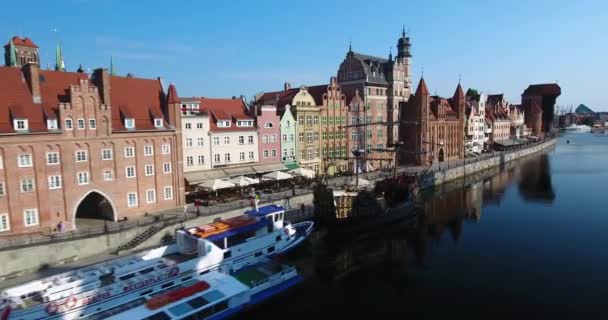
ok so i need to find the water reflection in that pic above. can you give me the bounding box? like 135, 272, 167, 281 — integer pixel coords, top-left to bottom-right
517, 154, 556, 202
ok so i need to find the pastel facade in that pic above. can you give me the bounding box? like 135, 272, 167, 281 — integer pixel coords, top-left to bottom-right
0, 57, 184, 235
181, 98, 212, 172
279, 105, 297, 169
465, 93, 486, 153
256, 105, 281, 165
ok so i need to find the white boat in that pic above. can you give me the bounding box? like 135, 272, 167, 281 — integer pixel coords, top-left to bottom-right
564, 124, 591, 132
0, 205, 313, 320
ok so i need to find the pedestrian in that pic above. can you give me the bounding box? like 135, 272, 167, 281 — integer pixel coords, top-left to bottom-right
57, 221, 64, 233
300, 203, 305, 213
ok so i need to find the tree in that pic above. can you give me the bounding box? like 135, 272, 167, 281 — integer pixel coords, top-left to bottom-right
466, 88, 480, 100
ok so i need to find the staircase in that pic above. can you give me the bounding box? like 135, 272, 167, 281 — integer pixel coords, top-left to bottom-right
114, 223, 166, 254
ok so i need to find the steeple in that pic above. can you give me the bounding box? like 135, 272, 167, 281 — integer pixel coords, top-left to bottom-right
8, 38, 16, 67
397, 27, 412, 59
110, 56, 116, 75
77, 64, 84, 73
453, 82, 465, 103
415, 77, 429, 96
167, 82, 180, 105
388, 47, 393, 61
55, 43, 65, 71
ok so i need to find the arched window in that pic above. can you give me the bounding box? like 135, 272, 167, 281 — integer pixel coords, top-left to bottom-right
264, 122, 273, 128
65, 118, 73, 130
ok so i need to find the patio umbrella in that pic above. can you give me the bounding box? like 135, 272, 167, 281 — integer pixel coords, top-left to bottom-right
228, 176, 259, 187
288, 167, 315, 179
261, 171, 293, 181
347, 177, 370, 189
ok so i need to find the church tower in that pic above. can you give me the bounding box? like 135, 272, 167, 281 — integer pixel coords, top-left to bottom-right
387, 28, 413, 146
4, 36, 40, 67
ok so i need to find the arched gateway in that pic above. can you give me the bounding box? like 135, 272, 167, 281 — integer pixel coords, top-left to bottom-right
73, 190, 117, 228
438, 148, 445, 162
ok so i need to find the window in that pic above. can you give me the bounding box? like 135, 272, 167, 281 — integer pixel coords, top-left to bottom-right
213, 137, 220, 145
47, 152, 60, 165
48, 175, 62, 189
163, 163, 172, 173
103, 170, 113, 181
290, 148, 294, 157
100, 148, 112, 160
0, 214, 9, 232
282, 134, 287, 142
313, 116, 319, 125
306, 116, 312, 126
239, 152, 245, 161
164, 186, 173, 200
187, 156, 194, 166
75, 150, 87, 162
185, 123, 192, 129
65, 118, 73, 130
238, 136, 245, 145
313, 132, 319, 141
124, 118, 135, 129
89, 119, 96, 129
0, 182, 4, 196
264, 122, 273, 128
271, 149, 277, 157
248, 136, 254, 144
186, 138, 193, 148
248, 151, 254, 160
269, 135, 276, 143
124, 146, 135, 158
214, 154, 220, 163
307, 132, 313, 142
307, 148, 313, 159
299, 133, 304, 142
377, 128, 383, 137
263, 150, 269, 158
47, 119, 58, 130
126, 166, 136, 178
127, 193, 138, 207
77, 118, 85, 129
351, 131, 357, 141
145, 164, 154, 176
21, 178, 34, 192
300, 150, 305, 159
315, 148, 319, 158
162, 144, 170, 154
24, 209, 38, 227
298, 115, 304, 125
146, 189, 156, 203
196, 122, 203, 129
223, 137, 230, 145
224, 153, 231, 162
262, 135, 268, 144
217, 120, 231, 127
18, 154, 32, 167
197, 137, 204, 147
144, 145, 154, 156
283, 149, 288, 158
289, 134, 294, 142
154, 118, 163, 128
77, 172, 89, 185
198, 155, 204, 164
15, 119, 28, 130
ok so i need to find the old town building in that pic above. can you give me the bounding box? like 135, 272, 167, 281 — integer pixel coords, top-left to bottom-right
4, 36, 40, 68
0, 41, 184, 235
521, 83, 561, 137
485, 106, 511, 143
399, 78, 465, 166
465, 93, 486, 154
337, 29, 413, 163
308, 77, 350, 175
180, 98, 212, 174
255, 104, 282, 166
256, 85, 322, 174
278, 104, 297, 170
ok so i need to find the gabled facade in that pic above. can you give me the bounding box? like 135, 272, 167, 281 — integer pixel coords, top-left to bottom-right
279, 105, 297, 169
485, 107, 511, 142
0, 51, 184, 235
180, 97, 212, 172
465, 93, 486, 154
255, 105, 281, 165
337, 29, 413, 161
4, 36, 40, 68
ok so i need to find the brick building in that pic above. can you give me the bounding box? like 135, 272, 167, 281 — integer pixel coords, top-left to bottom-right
521, 83, 561, 137
399, 78, 465, 166
4, 36, 40, 68
337, 29, 413, 167
0, 47, 184, 235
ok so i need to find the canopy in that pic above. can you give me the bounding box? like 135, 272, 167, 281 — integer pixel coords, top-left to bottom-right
347, 178, 370, 188
227, 176, 259, 187
288, 167, 315, 179
261, 171, 293, 181
198, 179, 235, 191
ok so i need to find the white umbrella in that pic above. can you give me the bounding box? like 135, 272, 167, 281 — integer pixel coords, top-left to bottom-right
198, 179, 235, 191
288, 168, 315, 179
347, 178, 370, 188
228, 176, 259, 187
261, 171, 293, 181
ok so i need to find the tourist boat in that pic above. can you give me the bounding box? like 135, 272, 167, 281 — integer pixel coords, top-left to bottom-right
564, 124, 591, 132
0, 205, 313, 320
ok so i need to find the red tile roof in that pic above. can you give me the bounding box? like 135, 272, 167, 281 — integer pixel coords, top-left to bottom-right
4, 36, 38, 48
39, 70, 89, 119
167, 83, 179, 104
415, 77, 429, 96
110, 75, 167, 131
453, 83, 465, 102
198, 97, 254, 132
0, 67, 45, 133
430, 96, 459, 120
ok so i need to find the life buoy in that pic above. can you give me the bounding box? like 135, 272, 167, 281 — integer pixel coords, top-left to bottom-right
64, 296, 78, 309
46, 302, 59, 314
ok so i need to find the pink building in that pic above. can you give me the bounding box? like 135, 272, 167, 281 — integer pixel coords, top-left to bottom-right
255, 105, 282, 164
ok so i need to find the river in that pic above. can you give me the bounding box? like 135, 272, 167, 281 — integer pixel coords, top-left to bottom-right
238, 131, 608, 318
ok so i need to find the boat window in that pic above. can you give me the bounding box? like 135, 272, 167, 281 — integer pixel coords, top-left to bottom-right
139, 267, 155, 275
187, 296, 210, 309
214, 300, 229, 312
142, 312, 171, 320
267, 246, 275, 253
223, 251, 232, 259
119, 273, 136, 281
193, 306, 213, 319
199, 270, 209, 275
140, 289, 153, 296
161, 281, 174, 289
181, 275, 193, 281
273, 214, 278, 222
254, 251, 262, 257
276, 235, 281, 242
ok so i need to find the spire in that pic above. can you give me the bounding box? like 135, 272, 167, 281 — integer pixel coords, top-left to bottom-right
77, 64, 84, 73
402, 25, 406, 38
348, 39, 352, 53
388, 47, 393, 61
415, 77, 429, 96
110, 56, 116, 75
167, 82, 180, 104
55, 43, 65, 71
453, 82, 465, 102
8, 38, 16, 67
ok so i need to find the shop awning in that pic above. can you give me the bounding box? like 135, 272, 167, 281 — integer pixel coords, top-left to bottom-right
184, 170, 229, 184
285, 162, 299, 170
224, 166, 256, 176
252, 163, 288, 173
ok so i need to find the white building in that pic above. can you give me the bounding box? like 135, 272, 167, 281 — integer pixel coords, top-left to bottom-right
465, 93, 486, 154
181, 98, 212, 173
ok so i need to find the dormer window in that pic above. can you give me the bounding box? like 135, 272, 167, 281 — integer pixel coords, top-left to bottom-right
125, 118, 135, 129
217, 120, 231, 128
14, 119, 28, 131
236, 120, 253, 127
47, 119, 58, 130
154, 118, 163, 128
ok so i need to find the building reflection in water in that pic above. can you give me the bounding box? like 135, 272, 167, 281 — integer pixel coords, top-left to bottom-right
310, 152, 555, 281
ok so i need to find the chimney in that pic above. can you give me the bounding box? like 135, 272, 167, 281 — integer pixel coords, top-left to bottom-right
22, 63, 41, 104
93, 68, 111, 106
284, 82, 291, 91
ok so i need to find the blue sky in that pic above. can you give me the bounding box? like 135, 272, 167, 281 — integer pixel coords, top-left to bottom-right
3, 0, 606, 110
